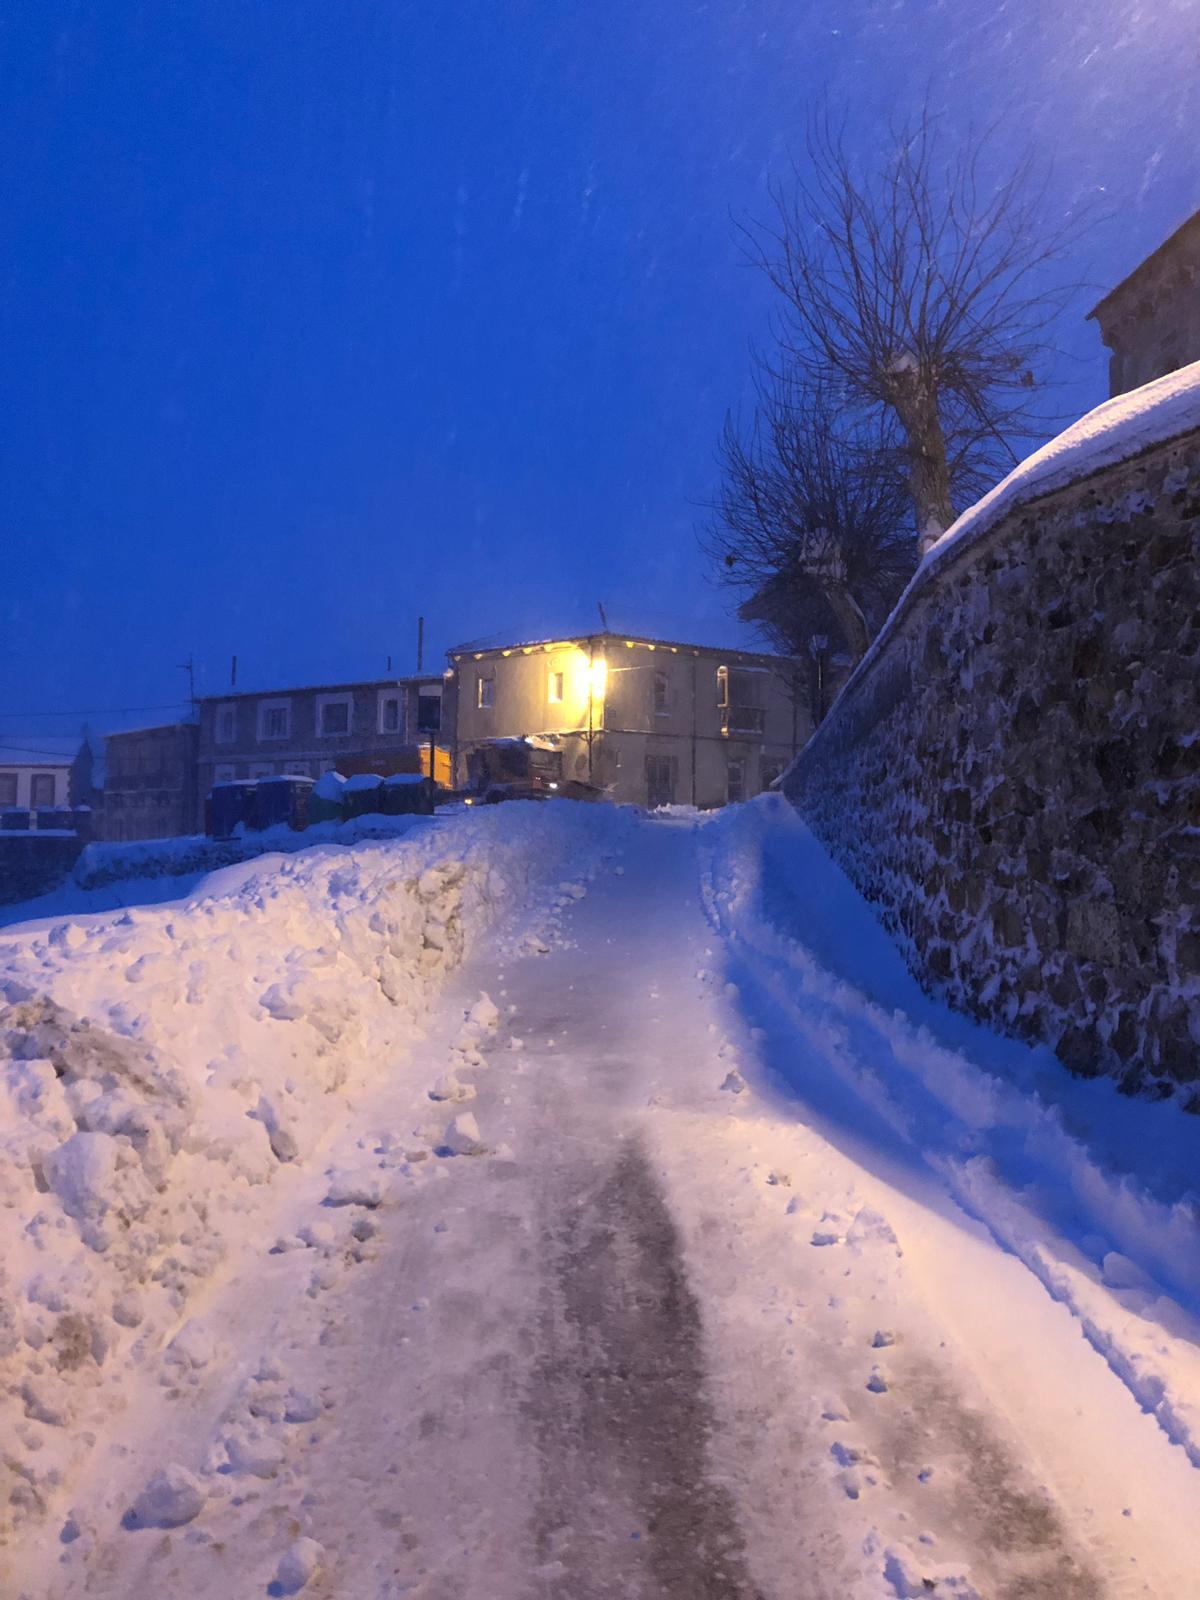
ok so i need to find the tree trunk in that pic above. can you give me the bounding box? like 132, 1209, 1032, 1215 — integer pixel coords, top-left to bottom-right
821, 584, 871, 665
888, 369, 956, 557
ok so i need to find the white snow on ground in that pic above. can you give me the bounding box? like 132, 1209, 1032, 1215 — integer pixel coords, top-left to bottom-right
699, 797, 1200, 1471
1, 796, 1197, 1597
0, 801, 633, 1570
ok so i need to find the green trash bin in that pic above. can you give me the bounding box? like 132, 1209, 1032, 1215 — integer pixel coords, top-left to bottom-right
382, 773, 434, 816
308, 771, 346, 826
342, 773, 385, 819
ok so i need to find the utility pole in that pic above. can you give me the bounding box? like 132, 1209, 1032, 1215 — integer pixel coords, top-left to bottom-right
178, 656, 196, 715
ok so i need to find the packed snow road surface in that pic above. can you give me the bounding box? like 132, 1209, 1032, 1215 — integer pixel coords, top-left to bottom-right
2, 800, 1198, 1598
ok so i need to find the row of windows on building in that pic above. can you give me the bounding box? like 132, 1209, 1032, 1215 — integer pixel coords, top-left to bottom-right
0, 773, 59, 809
214, 691, 407, 746
474, 664, 760, 713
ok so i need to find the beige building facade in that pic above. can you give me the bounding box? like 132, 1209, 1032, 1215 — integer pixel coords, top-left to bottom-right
1089, 209, 1200, 397
449, 631, 807, 808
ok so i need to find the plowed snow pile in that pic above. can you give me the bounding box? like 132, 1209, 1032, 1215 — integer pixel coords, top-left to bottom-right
0, 803, 632, 1542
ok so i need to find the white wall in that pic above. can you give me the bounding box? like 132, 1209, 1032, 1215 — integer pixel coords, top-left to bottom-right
0, 765, 71, 813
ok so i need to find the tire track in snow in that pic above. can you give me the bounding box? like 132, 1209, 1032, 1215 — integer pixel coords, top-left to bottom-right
530, 1136, 766, 1600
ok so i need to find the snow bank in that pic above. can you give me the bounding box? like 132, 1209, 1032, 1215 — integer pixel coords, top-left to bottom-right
70, 812, 431, 893
0, 801, 633, 1541
701, 795, 1200, 1469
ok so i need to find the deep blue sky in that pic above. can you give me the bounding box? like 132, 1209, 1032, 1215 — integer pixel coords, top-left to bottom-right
3, 1, 1197, 741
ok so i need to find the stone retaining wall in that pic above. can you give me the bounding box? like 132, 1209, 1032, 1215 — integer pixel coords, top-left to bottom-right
783, 426, 1200, 1101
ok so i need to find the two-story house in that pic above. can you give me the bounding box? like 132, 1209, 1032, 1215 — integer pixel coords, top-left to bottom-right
195, 674, 455, 816
448, 630, 806, 808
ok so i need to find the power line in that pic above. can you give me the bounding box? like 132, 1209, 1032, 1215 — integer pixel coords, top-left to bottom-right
0, 745, 86, 760
0, 701, 190, 719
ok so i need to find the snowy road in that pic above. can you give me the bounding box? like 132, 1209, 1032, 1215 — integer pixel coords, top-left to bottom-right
5, 802, 1200, 1598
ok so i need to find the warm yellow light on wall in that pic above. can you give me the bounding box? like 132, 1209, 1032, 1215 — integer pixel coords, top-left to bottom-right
589, 657, 608, 699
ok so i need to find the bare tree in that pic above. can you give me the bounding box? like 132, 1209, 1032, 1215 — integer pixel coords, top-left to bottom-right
703, 373, 915, 666
747, 111, 1080, 552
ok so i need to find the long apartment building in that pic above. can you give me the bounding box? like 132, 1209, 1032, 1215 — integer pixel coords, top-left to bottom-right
448, 629, 807, 808
195, 673, 455, 814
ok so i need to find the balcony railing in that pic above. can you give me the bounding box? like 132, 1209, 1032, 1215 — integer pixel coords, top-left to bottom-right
720, 705, 765, 735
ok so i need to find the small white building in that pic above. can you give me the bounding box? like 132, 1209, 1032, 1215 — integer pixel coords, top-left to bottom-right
0, 744, 75, 817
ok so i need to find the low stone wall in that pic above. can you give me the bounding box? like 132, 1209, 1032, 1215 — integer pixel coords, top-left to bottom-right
784, 425, 1200, 1101
0, 836, 84, 906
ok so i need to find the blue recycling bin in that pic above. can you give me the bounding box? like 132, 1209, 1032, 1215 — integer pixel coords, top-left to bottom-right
208, 781, 257, 839
253, 775, 314, 832
36, 807, 74, 832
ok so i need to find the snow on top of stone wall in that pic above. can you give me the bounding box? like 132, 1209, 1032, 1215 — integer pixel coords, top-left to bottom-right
809, 360, 1200, 741
925, 357, 1200, 572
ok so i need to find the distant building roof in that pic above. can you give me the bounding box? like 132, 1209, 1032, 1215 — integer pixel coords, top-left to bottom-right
103, 721, 198, 741
450, 603, 789, 662
1089, 208, 1200, 321
194, 672, 443, 705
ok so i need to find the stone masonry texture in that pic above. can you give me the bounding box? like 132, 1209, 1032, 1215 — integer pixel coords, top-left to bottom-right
783, 428, 1200, 1103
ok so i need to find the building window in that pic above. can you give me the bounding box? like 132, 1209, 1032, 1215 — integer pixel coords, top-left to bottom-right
0, 773, 17, 808
249, 763, 274, 779
257, 699, 291, 741
417, 685, 443, 732
477, 674, 494, 710
653, 670, 669, 715
317, 695, 353, 736
31, 773, 56, 809
215, 703, 237, 744
213, 764, 236, 784
760, 758, 786, 792
717, 664, 765, 734
726, 758, 746, 805
645, 754, 676, 809
548, 670, 564, 705
378, 693, 401, 735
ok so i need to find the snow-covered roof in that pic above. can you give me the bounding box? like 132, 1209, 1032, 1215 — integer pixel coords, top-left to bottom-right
450, 603, 794, 663
816, 360, 1200, 732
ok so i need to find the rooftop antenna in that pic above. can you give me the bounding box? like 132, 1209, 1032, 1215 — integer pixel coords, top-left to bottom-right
597, 601, 609, 630
178, 655, 196, 710
231, 654, 238, 689
416, 617, 425, 674
386, 654, 393, 673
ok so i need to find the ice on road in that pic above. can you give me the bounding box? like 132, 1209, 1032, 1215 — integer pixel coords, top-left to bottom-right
3, 800, 1198, 1598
